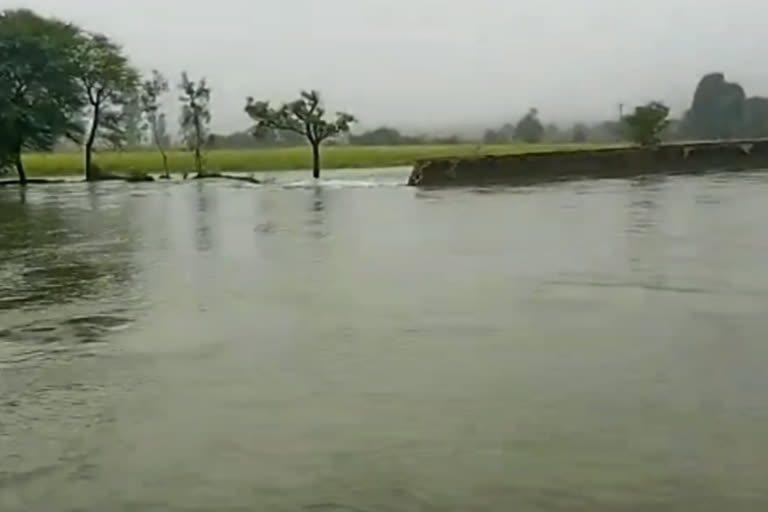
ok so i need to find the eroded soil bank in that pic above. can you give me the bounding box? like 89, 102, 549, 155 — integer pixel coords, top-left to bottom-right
408, 139, 768, 186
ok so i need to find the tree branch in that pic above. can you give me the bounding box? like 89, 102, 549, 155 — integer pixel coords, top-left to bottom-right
262, 118, 307, 136
86, 84, 99, 106
305, 122, 317, 144
307, 93, 319, 117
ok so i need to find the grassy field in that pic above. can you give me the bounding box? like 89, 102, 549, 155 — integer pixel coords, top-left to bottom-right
21, 143, 614, 177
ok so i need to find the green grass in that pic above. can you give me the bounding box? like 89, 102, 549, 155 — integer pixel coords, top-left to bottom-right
21, 143, 614, 177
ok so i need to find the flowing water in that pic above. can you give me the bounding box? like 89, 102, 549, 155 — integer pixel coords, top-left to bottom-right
1, 168, 767, 511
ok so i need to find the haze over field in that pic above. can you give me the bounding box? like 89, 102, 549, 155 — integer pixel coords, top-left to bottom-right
11, 0, 768, 134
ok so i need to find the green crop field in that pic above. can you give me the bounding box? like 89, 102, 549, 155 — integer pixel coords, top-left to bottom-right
20, 143, 615, 177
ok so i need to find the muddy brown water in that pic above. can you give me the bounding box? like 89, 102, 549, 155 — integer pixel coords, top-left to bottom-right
1, 168, 768, 511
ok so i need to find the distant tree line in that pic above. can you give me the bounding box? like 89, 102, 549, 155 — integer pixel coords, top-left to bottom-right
478, 72, 768, 147
617, 73, 768, 146
217, 73, 768, 153
209, 126, 464, 149
483, 108, 546, 144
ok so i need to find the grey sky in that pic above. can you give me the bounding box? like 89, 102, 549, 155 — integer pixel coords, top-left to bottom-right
11, 0, 768, 134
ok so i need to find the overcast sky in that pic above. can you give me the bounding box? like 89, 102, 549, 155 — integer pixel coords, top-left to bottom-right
9, 0, 768, 134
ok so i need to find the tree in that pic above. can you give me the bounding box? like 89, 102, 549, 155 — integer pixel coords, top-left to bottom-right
572, 123, 588, 143
0, 9, 84, 184
178, 72, 211, 174
514, 108, 544, 143
245, 90, 355, 179
623, 101, 670, 146
140, 70, 170, 177
498, 123, 516, 141
350, 126, 403, 145
483, 129, 502, 144
484, 123, 515, 144
74, 33, 139, 180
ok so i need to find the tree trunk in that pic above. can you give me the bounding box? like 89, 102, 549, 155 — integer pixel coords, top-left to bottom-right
161, 151, 169, 179
194, 146, 202, 174
157, 140, 169, 178
85, 102, 100, 181
153, 125, 170, 179
312, 142, 320, 179
85, 141, 93, 180
194, 115, 204, 174
14, 148, 26, 186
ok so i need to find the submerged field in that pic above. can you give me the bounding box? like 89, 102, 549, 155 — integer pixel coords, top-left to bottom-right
2, 172, 767, 510
21, 143, 612, 176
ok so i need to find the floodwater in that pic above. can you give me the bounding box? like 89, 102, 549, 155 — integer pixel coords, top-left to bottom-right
1, 168, 768, 511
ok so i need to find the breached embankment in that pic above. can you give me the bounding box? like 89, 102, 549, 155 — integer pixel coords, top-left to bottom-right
407, 139, 768, 187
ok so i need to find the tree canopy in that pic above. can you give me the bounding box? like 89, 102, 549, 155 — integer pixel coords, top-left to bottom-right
350, 127, 404, 145
0, 9, 85, 183
571, 123, 588, 143
623, 101, 670, 146
514, 108, 544, 143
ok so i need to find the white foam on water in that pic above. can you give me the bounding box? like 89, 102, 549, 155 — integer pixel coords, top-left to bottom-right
280, 178, 405, 189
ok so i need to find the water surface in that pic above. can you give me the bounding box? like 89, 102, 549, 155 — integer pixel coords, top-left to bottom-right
2, 168, 768, 511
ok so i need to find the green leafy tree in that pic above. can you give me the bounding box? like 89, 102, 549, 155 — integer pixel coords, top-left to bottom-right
178, 72, 211, 174
140, 70, 170, 177
74, 33, 139, 180
623, 101, 670, 146
0, 9, 84, 184
245, 90, 355, 179
514, 108, 544, 143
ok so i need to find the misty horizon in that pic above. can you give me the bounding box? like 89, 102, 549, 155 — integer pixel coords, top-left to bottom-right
12, 0, 768, 135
